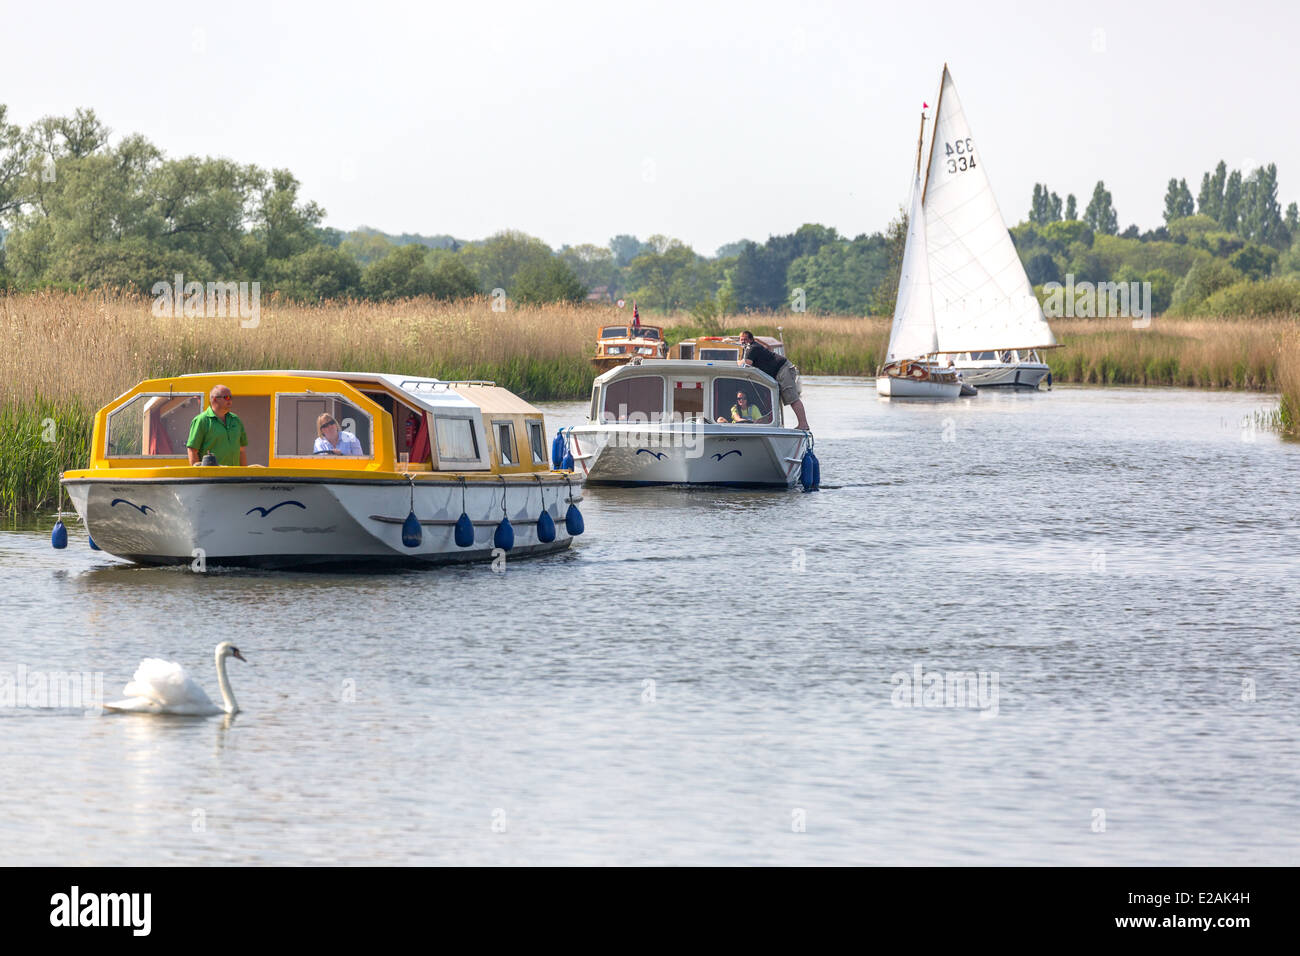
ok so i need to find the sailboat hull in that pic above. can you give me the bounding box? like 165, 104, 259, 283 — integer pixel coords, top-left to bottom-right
875, 375, 962, 398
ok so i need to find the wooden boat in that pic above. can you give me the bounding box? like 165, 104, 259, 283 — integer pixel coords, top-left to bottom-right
591, 322, 667, 371
668, 333, 785, 362
60, 371, 584, 568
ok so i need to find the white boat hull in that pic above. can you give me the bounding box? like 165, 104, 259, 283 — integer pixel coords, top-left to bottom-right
875, 375, 962, 399
567, 424, 808, 487
62, 475, 580, 568
952, 361, 1049, 389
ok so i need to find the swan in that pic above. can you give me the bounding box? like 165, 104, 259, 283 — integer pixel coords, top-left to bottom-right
104, 642, 247, 716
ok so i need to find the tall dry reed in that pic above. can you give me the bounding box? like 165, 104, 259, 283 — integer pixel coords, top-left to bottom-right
1, 291, 1295, 511
1047, 315, 1295, 389
1275, 328, 1300, 435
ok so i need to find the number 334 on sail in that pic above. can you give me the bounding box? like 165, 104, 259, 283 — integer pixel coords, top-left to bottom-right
945, 139, 976, 174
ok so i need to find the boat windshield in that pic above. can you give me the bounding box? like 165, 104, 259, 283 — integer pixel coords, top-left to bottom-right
636, 328, 661, 340
713, 377, 773, 423
276, 393, 374, 458
600, 326, 628, 339
671, 380, 704, 420
105, 393, 203, 458
602, 376, 664, 422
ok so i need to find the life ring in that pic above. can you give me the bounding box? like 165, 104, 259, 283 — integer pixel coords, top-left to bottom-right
909, 364, 926, 379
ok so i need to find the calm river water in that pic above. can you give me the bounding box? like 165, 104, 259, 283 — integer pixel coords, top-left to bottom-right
1, 379, 1296, 865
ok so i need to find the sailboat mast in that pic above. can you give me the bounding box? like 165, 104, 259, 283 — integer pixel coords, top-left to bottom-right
915, 111, 927, 178
921, 63, 948, 204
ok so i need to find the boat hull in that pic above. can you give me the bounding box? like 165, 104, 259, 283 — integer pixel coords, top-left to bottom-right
566, 424, 808, 488
875, 375, 963, 398
62, 475, 580, 568
952, 362, 1049, 389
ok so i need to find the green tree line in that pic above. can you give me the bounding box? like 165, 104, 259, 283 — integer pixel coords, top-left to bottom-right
4, 103, 1300, 317
1018, 163, 1300, 315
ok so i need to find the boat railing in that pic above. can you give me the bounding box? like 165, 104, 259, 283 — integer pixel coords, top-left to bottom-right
406, 380, 498, 390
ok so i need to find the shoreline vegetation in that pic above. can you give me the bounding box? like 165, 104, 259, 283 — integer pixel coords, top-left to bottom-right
1, 291, 1295, 514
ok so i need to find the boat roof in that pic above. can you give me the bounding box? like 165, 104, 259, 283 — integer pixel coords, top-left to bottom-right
677, 334, 783, 348
171, 370, 542, 416
592, 359, 778, 386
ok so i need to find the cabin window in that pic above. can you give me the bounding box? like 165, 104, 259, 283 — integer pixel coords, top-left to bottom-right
600, 326, 628, 339
435, 416, 480, 463
700, 348, 739, 361
275, 393, 373, 458
602, 376, 664, 423
105, 393, 202, 458
638, 328, 660, 340
528, 421, 546, 464
605, 345, 626, 355
713, 378, 773, 423
672, 381, 705, 420
589, 387, 600, 423
678, 344, 695, 359
494, 421, 516, 466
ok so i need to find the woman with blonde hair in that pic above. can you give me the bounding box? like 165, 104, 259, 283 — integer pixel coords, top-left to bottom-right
313, 412, 364, 455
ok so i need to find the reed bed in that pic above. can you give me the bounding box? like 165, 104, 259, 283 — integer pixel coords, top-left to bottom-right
0, 291, 593, 410
665, 315, 890, 375
1047, 316, 1295, 389
1276, 329, 1300, 435
0, 291, 1295, 512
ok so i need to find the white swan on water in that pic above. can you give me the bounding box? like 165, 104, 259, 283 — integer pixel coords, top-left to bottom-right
105, 642, 247, 716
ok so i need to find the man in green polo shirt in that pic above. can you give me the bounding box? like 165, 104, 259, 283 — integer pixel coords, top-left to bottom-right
187, 384, 248, 466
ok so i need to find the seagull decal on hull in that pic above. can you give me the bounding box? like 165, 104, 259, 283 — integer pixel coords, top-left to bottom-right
109, 498, 153, 515
711, 450, 742, 461
636, 449, 668, 460
246, 500, 307, 517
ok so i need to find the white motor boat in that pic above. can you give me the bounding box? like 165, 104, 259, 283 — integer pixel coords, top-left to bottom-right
563, 359, 811, 488
60, 370, 585, 568
936, 349, 1051, 389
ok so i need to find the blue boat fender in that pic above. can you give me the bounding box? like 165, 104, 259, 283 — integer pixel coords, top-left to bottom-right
799, 450, 817, 491
565, 503, 584, 536
494, 516, 515, 551
454, 512, 475, 548
401, 511, 422, 548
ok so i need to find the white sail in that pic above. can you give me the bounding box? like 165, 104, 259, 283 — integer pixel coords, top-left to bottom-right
923, 66, 1057, 352
885, 176, 939, 362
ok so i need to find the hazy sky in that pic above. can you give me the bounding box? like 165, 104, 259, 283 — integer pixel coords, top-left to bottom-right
3, 0, 1295, 254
